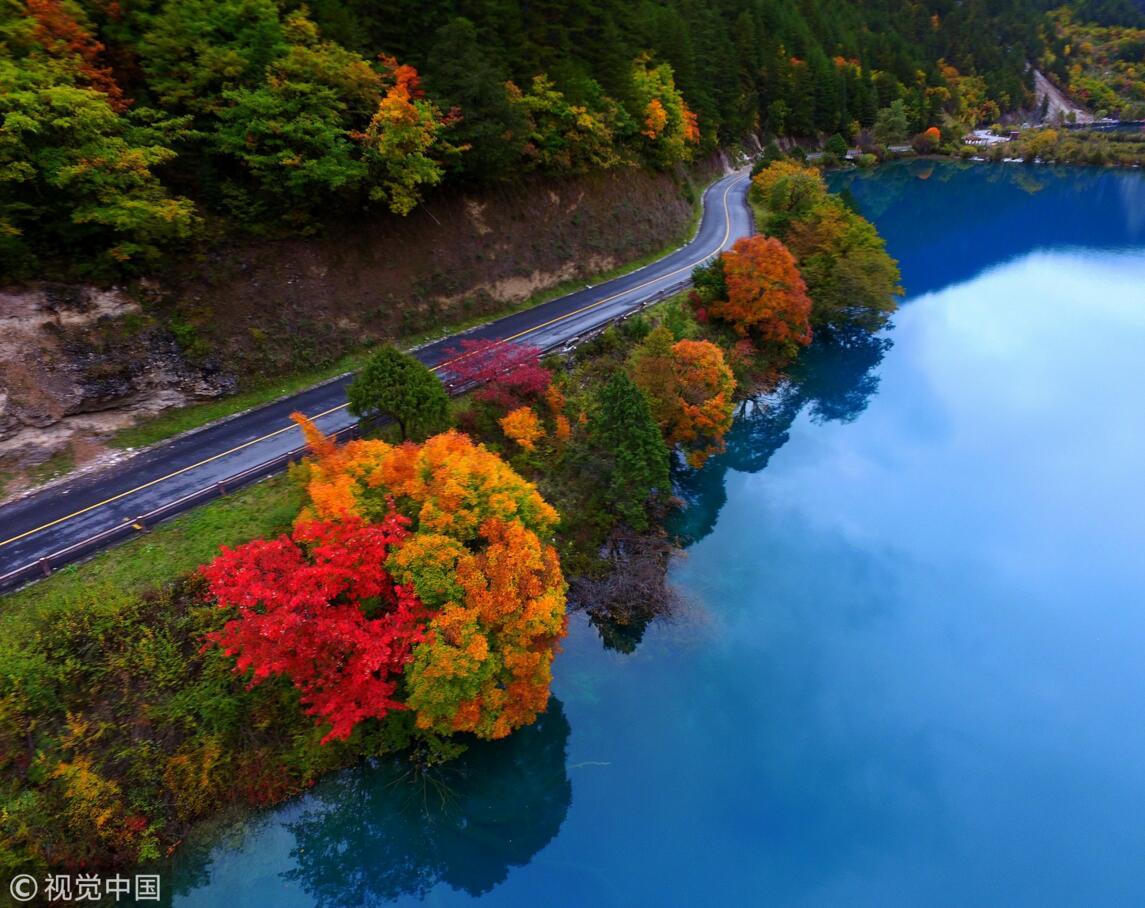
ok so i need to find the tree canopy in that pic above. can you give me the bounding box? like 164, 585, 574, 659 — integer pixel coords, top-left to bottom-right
589, 372, 671, 530
1, 0, 1071, 278
346, 345, 450, 441
288, 424, 567, 740
749, 162, 903, 333
709, 235, 814, 355
628, 325, 737, 468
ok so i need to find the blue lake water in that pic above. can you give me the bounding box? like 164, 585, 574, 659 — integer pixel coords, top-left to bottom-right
173, 161, 1145, 907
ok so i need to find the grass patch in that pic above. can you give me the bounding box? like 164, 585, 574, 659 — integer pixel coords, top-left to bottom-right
109, 189, 704, 452
748, 191, 767, 233
110, 357, 367, 450
0, 471, 368, 876
5, 473, 303, 618
24, 450, 76, 488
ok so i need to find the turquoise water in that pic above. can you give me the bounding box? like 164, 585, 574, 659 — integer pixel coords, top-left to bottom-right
173, 162, 1145, 906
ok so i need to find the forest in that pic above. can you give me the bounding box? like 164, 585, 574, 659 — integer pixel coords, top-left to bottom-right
1042, 5, 1145, 119
5, 0, 1144, 878
1, 0, 1053, 278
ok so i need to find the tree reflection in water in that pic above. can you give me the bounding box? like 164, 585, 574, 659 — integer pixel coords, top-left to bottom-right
673, 326, 892, 547
282, 700, 572, 906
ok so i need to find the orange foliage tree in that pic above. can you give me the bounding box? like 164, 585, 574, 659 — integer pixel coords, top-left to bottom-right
354, 55, 460, 215
710, 235, 813, 355
643, 97, 669, 138
914, 125, 942, 152
670, 339, 736, 467
27, 0, 128, 110
629, 325, 736, 467
631, 55, 700, 166
292, 420, 566, 740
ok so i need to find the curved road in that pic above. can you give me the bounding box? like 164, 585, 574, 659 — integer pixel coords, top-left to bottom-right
0, 168, 752, 590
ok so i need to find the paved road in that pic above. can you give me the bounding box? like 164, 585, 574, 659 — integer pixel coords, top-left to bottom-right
0, 167, 752, 590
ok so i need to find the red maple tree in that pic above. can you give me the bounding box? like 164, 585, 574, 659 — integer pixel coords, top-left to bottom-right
443, 338, 551, 411
201, 514, 426, 743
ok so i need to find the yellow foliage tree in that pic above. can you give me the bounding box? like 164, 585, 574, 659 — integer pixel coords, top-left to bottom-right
499, 406, 544, 451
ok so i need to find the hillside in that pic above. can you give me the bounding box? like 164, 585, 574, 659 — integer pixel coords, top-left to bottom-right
1042, 5, 1145, 119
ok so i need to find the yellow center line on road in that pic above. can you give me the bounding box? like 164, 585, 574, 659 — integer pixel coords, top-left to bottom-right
0, 174, 743, 551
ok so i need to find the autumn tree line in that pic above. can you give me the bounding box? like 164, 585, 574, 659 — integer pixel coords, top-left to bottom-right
1, 0, 1051, 278
1041, 6, 1145, 121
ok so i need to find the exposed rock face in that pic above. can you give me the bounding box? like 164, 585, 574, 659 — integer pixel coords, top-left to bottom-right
0, 284, 234, 496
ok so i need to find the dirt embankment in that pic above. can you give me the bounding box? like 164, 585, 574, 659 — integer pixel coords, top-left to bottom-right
166, 163, 710, 379
0, 160, 716, 495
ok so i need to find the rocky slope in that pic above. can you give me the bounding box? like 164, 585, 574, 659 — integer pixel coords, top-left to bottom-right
0, 285, 233, 498
163, 164, 708, 380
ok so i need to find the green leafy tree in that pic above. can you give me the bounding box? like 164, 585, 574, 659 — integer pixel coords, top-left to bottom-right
138, 0, 287, 119
210, 21, 385, 220
0, 13, 197, 275
509, 75, 621, 174
784, 198, 903, 332
347, 346, 451, 441
826, 133, 848, 157
590, 372, 670, 530
874, 99, 910, 145
766, 98, 789, 134
750, 160, 829, 234
691, 256, 727, 303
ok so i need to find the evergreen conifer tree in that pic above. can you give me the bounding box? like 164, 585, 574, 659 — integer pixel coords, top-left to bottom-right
591, 372, 671, 530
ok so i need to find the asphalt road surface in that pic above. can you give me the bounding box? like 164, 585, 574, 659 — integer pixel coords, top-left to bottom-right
0, 167, 752, 590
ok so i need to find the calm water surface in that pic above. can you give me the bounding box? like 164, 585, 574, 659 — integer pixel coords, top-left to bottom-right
173, 162, 1145, 907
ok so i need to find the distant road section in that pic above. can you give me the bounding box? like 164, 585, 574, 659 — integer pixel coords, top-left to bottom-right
0, 168, 752, 590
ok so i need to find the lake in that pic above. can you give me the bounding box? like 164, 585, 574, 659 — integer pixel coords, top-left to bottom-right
171, 161, 1145, 907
